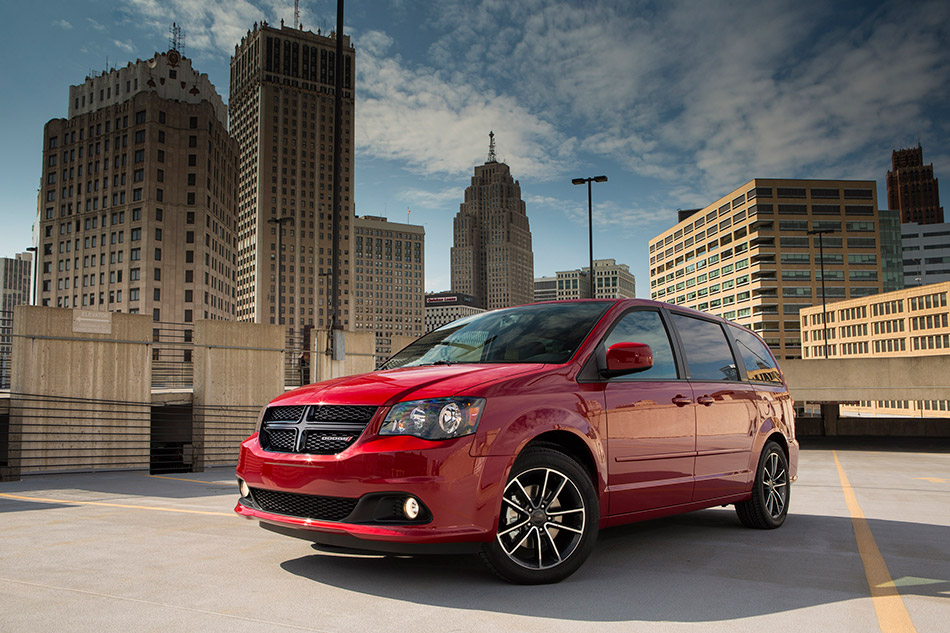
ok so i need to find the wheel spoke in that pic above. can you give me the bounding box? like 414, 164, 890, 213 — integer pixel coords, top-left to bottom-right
535, 527, 543, 569
547, 508, 584, 517
502, 495, 530, 515
513, 479, 534, 508
548, 521, 583, 535
543, 525, 562, 563
548, 476, 568, 508
773, 468, 786, 482
503, 526, 535, 556
539, 469, 551, 506
499, 519, 531, 537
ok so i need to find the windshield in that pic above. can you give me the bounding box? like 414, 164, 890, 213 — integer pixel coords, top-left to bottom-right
380, 301, 613, 369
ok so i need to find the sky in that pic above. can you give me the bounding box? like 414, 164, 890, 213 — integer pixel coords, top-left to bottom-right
1, 0, 948, 294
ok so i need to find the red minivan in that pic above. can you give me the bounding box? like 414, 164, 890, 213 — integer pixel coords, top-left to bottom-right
236, 300, 798, 583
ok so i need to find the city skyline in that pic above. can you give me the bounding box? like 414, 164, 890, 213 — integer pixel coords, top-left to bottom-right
2, 0, 948, 295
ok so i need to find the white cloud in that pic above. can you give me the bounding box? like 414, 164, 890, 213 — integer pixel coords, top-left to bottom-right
397, 186, 465, 209
87, 18, 106, 31
114, 40, 135, 53
53, 19, 72, 30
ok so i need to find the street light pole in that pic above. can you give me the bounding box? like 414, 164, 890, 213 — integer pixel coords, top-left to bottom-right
808, 228, 835, 359
572, 175, 607, 298
268, 216, 294, 325
26, 246, 38, 306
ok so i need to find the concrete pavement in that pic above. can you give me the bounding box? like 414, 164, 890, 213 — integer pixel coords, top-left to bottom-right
0, 445, 947, 632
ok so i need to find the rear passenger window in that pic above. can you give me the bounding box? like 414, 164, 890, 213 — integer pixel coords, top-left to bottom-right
603, 310, 677, 379
731, 327, 783, 384
670, 314, 738, 381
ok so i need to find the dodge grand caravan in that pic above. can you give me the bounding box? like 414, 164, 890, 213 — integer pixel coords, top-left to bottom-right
235, 299, 798, 583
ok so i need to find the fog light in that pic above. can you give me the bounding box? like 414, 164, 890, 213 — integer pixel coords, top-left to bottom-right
239, 479, 250, 498
403, 497, 420, 519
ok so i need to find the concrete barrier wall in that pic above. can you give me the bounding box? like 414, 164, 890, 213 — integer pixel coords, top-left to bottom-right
797, 416, 950, 437
10, 306, 152, 474
312, 330, 377, 383
193, 320, 284, 469
783, 357, 950, 402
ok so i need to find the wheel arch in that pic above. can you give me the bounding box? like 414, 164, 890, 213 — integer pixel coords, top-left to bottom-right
523, 430, 601, 494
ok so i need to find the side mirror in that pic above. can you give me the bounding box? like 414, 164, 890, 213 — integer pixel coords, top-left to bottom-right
603, 342, 654, 377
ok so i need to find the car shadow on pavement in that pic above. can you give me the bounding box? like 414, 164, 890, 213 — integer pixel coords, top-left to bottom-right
280, 508, 950, 622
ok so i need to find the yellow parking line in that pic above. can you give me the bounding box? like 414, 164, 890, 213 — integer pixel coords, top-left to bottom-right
147, 473, 234, 486
833, 451, 917, 633
0, 492, 234, 518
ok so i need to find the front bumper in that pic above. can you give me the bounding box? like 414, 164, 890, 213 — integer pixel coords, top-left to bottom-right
234, 433, 511, 550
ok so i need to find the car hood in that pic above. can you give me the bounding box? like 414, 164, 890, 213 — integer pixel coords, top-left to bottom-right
270, 363, 546, 408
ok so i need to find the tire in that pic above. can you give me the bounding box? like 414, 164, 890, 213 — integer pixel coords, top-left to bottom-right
736, 440, 789, 529
479, 446, 599, 584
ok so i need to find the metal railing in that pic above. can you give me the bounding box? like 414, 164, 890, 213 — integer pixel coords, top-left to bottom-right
6, 392, 260, 475
0, 310, 13, 389
151, 321, 194, 389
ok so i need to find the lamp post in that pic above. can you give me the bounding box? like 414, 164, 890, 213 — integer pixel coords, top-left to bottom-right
571, 175, 607, 298
25, 246, 38, 306
808, 228, 836, 359
268, 216, 294, 325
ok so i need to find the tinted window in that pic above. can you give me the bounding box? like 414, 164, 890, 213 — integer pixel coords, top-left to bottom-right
671, 314, 738, 381
731, 327, 783, 384
381, 302, 612, 369
603, 310, 677, 379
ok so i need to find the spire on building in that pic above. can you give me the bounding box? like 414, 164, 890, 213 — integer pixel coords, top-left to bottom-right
487, 131, 497, 164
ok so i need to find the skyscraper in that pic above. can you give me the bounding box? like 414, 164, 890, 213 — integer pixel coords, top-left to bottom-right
0, 253, 33, 312
649, 179, 898, 359
887, 144, 944, 224
451, 133, 533, 309
352, 214, 425, 363
230, 21, 355, 330
37, 51, 238, 322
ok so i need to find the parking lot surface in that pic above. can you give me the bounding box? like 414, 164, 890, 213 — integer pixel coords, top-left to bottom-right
1, 444, 948, 633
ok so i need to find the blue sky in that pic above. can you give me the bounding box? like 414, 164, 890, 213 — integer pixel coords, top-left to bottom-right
1, 0, 948, 293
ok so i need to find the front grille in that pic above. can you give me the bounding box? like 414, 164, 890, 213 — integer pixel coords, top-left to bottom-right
264, 429, 297, 452
264, 406, 306, 423
302, 430, 358, 455
307, 405, 377, 423
260, 405, 378, 455
250, 487, 357, 522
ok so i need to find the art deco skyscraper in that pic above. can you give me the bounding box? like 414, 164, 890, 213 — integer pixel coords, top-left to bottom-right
451, 133, 534, 309
230, 21, 355, 329
37, 51, 238, 322
887, 144, 944, 224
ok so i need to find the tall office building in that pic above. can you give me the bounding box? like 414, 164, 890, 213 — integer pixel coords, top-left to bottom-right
230, 21, 355, 330
0, 253, 33, 312
648, 179, 901, 359
352, 214, 425, 363
451, 133, 533, 309
887, 145, 944, 224
37, 51, 238, 321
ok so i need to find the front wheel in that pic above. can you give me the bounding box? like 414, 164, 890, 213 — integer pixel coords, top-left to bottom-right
736, 440, 789, 529
479, 446, 599, 584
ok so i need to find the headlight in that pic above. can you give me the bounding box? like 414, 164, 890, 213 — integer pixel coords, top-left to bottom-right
379, 397, 485, 440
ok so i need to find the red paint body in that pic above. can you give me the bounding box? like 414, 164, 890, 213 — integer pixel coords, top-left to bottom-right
235, 299, 799, 550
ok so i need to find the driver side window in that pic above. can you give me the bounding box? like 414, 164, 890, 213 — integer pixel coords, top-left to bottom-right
603, 310, 678, 379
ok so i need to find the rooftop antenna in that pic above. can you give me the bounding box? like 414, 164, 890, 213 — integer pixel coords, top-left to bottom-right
169, 22, 184, 55
294, 0, 300, 29
487, 131, 497, 163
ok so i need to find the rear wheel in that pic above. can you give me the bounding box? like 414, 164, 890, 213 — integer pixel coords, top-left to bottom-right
736, 440, 789, 529
479, 446, 598, 584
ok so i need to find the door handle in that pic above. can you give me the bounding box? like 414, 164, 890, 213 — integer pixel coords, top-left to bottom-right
672, 395, 691, 407
697, 395, 715, 406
